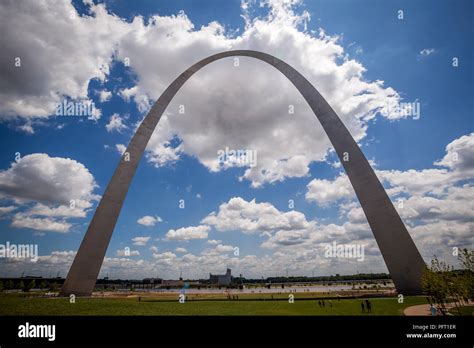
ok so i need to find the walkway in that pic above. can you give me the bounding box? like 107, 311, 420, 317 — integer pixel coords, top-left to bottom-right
404, 301, 472, 316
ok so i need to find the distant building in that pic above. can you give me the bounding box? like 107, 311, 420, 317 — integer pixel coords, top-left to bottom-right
142, 278, 162, 285
209, 268, 232, 286
161, 279, 183, 287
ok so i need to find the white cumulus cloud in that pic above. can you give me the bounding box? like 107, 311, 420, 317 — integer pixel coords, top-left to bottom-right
132, 236, 151, 246
0, 153, 98, 233
0, 0, 408, 187
137, 215, 162, 226
106, 113, 128, 133
165, 225, 210, 241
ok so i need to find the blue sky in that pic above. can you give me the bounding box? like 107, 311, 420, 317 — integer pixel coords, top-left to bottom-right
0, 0, 472, 279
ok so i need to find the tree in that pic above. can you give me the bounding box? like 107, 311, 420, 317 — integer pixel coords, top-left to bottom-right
49, 282, 59, 292
0, 280, 3, 292
456, 248, 473, 301
25, 280, 35, 292
422, 255, 452, 309
458, 248, 474, 271
18, 281, 25, 291
39, 280, 48, 290
422, 250, 474, 315
5, 280, 14, 290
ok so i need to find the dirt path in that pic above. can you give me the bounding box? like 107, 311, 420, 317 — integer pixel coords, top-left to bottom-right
404, 301, 472, 316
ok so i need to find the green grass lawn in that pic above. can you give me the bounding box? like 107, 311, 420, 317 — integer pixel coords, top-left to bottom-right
0, 294, 428, 316
448, 305, 474, 316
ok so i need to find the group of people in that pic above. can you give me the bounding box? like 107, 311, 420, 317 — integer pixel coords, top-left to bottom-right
317, 299, 333, 308
427, 297, 448, 316
361, 299, 372, 313
315, 298, 373, 312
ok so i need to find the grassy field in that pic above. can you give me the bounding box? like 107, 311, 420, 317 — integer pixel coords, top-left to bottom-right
448, 305, 474, 316
0, 293, 428, 316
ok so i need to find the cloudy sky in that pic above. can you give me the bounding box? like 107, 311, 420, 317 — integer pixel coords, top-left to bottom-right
0, 0, 472, 280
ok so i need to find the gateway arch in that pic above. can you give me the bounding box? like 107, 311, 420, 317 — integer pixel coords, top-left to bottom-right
61, 50, 426, 297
